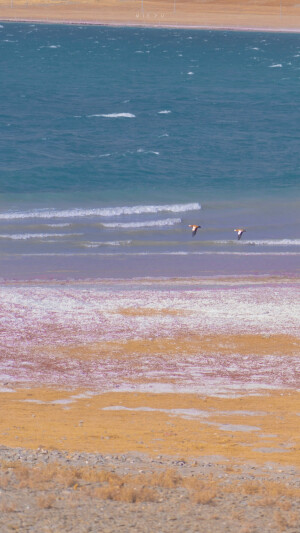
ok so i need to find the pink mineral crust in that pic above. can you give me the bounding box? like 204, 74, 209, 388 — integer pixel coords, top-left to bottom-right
0, 282, 299, 395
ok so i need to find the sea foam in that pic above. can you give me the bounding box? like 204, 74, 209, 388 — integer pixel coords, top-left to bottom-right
212, 239, 300, 247
241, 239, 300, 246
83, 240, 132, 248
0, 203, 200, 220
0, 233, 82, 240
102, 218, 182, 229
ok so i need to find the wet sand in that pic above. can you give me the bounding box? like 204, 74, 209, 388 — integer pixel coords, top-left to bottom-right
0, 0, 300, 31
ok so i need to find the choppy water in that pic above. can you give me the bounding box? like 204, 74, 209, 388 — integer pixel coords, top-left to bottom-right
1, 23, 299, 279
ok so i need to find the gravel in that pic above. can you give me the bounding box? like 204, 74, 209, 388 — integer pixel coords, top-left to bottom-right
0, 446, 299, 533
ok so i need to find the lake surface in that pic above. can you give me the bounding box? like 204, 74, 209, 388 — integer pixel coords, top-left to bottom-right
1, 23, 299, 279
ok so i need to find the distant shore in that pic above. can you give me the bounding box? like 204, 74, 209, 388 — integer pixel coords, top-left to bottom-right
2, 17, 300, 33
1, 0, 300, 32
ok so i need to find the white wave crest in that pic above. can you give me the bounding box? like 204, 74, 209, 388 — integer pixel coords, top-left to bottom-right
0, 203, 200, 220
158, 110, 171, 114
137, 149, 159, 155
269, 64, 282, 68
243, 239, 300, 246
83, 240, 132, 248
88, 113, 136, 118
212, 239, 300, 247
0, 233, 82, 240
102, 218, 182, 229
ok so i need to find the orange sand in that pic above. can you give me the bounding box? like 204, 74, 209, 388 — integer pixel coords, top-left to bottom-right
39, 334, 300, 361
0, 0, 299, 31
1, 388, 299, 466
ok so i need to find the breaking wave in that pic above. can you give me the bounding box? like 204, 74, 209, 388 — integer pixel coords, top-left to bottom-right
88, 113, 136, 118
238, 239, 300, 246
82, 240, 132, 248
0, 203, 200, 220
102, 218, 181, 228
0, 233, 82, 240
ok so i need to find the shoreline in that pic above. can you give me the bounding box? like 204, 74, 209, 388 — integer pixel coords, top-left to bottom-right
1, 273, 300, 285
1, 17, 300, 33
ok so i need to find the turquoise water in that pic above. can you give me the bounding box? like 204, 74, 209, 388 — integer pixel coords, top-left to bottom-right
0, 23, 299, 279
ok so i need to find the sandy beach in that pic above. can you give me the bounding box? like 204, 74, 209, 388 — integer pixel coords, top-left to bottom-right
0, 0, 300, 31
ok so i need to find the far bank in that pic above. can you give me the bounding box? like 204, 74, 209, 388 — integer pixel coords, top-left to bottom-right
0, 0, 300, 32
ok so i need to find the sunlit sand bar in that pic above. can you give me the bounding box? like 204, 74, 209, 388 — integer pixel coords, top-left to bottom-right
0, 0, 300, 32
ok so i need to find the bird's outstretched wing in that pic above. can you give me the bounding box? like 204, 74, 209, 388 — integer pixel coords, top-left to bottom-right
189, 225, 201, 237
234, 228, 245, 240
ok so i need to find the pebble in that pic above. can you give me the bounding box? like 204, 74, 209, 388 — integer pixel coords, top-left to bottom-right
0, 445, 299, 533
